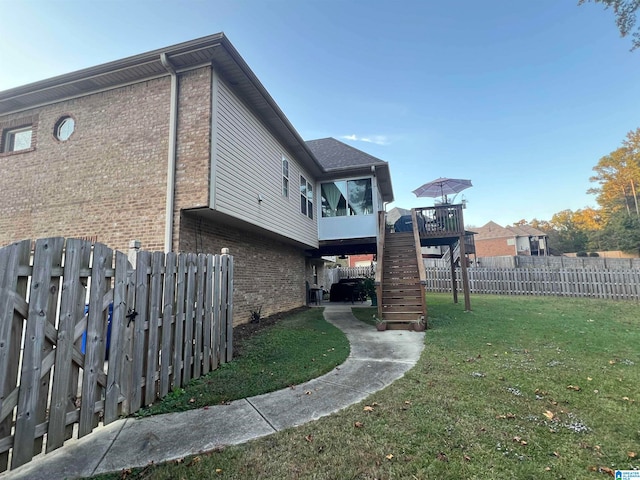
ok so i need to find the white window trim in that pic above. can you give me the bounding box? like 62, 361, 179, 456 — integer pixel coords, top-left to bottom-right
2, 125, 33, 153
282, 156, 289, 198
300, 175, 313, 219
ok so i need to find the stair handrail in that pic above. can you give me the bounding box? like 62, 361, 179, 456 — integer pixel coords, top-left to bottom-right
411, 209, 428, 323
375, 210, 385, 319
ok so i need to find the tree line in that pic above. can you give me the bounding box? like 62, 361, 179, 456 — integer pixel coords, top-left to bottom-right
517, 128, 640, 255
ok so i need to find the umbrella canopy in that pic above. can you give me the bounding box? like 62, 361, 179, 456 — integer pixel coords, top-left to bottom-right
412, 177, 472, 202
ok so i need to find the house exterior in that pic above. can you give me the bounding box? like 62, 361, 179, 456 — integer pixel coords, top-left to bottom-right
0, 33, 393, 325
474, 221, 548, 257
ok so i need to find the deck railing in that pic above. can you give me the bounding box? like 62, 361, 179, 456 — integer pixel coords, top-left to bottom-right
413, 204, 465, 238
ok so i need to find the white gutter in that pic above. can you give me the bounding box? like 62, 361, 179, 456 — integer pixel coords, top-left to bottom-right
161, 53, 178, 253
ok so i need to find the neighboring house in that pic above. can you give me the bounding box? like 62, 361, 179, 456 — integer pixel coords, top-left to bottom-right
0, 33, 393, 325
474, 221, 548, 257
347, 254, 375, 267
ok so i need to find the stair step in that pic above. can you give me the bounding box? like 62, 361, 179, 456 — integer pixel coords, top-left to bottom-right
382, 312, 424, 321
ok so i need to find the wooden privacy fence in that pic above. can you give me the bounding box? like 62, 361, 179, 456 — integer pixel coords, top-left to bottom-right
424, 266, 640, 300
0, 237, 234, 472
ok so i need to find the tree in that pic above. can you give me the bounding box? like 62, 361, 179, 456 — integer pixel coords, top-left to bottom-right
600, 208, 640, 253
579, 0, 640, 50
549, 210, 589, 253
588, 130, 640, 218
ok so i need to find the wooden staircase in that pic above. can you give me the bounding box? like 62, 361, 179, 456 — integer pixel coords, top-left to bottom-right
380, 231, 425, 328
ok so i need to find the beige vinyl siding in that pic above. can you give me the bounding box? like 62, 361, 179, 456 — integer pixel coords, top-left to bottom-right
211, 75, 318, 248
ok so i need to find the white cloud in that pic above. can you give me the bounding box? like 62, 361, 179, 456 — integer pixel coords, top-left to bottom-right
341, 134, 390, 146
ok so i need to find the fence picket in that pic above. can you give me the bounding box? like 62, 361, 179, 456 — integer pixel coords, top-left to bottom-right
47, 239, 90, 451
202, 255, 214, 374
13, 238, 64, 467
183, 253, 197, 383
145, 252, 164, 405
194, 254, 206, 378
78, 242, 112, 438
173, 254, 187, 389
0, 240, 31, 470
160, 252, 176, 397
104, 250, 129, 424
131, 251, 150, 412
211, 254, 221, 371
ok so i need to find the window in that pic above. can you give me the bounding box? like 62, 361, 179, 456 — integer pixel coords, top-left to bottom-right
54, 116, 75, 141
300, 175, 313, 219
282, 157, 289, 197
321, 178, 373, 217
2, 125, 32, 153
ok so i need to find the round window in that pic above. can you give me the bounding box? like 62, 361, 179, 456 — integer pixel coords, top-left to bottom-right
54, 116, 75, 141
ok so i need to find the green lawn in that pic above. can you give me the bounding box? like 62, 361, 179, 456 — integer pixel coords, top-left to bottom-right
90, 294, 639, 479
136, 307, 350, 416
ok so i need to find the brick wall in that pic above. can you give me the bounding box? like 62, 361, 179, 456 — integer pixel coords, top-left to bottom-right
0, 79, 169, 251
179, 211, 308, 325
0, 68, 212, 253
172, 68, 212, 250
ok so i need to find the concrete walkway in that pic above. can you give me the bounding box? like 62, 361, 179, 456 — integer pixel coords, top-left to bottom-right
2, 304, 424, 480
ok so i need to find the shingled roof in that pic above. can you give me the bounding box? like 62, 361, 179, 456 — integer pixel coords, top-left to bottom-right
474, 221, 547, 240
306, 137, 387, 171
306, 137, 394, 203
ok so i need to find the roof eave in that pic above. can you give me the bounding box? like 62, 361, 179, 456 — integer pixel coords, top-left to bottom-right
0, 33, 322, 177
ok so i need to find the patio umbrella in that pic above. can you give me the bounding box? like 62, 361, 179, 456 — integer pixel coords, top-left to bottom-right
412, 177, 472, 203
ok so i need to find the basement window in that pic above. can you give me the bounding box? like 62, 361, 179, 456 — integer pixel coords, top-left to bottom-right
2, 125, 32, 152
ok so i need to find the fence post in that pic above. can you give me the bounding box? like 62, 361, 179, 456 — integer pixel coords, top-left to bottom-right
221, 248, 233, 363
128, 240, 141, 266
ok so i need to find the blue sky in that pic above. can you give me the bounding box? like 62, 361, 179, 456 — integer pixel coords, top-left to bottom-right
2, 0, 639, 227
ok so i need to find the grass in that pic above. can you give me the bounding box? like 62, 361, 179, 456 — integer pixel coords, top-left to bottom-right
89, 294, 639, 479
136, 307, 350, 416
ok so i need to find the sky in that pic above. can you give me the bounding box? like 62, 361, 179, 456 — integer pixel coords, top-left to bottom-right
2, 0, 639, 228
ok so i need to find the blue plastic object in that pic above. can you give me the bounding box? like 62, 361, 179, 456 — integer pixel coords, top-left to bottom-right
81, 303, 113, 359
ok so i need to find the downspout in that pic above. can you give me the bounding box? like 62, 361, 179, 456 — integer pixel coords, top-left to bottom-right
161, 53, 178, 253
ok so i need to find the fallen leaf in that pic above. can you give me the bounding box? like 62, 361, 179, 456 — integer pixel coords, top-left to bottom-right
543, 410, 555, 420
188, 456, 201, 466
189, 398, 196, 403
385, 454, 394, 461
628, 451, 637, 458
545, 466, 551, 471
566, 385, 581, 391
304, 434, 313, 442
464, 455, 471, 461
354, 421, 364, 428
404, 400, 411, 405
589, 465, 615, 477
609, 360, 616, 365
486, 343, 492, 346
215, 469, 223, 474
513, 436, 522, 443
521, 440, 528, 446
587, 377, 592, 381
371, 402, 379, 406
305, 390, 312, 395
364, 406, 374, 412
